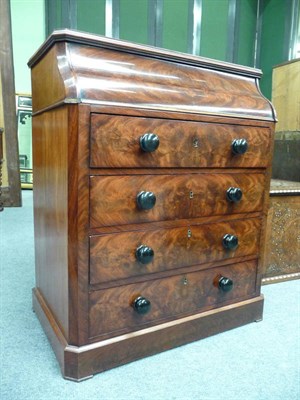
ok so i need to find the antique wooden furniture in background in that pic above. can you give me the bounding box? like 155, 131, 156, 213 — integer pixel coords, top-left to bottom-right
0, 0, 21, 207
16, 95, 33, 189
28, 30, 276, 381
263, 59, 300, 283
271, 59, 300, 182
262, 180, 300, 283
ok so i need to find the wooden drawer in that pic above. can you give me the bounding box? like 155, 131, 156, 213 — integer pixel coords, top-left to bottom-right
90, 173, 265, 227
89, 260, 258, 339
90, 114, 271, 168
90, 217, 261, 284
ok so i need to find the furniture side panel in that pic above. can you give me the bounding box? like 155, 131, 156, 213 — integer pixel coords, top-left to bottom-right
31, 43, 76, 113
32, 108, 69, 338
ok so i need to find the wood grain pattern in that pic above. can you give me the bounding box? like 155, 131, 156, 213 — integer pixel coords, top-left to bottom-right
69, 43, 273, 120
32, 108, 69, 338
90, 217, 261, 284
90, 173, 265, 227
89, 211, 262, 236
68, 296, 264, 380
29, 30, 275, 380
73, 104, 93, 345
0, 6, 21, 207
30, 43, 75, 114
32, 284, 263, 381
90, 104, 275, 129
272, 59, 300, 132
28, 29, 262, 77
29, 33, 275, 121
263, 195, 300, 278
90, 114, 271, 168
89, 260, 257, 339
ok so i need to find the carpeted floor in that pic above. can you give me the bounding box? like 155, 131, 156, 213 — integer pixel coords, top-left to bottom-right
0, 190, 299, 400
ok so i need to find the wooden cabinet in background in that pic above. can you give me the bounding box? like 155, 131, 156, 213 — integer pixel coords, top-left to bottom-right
28, 30, 276, 381
0, 0, 21, 207
272, 59, 300, 182
262, 180, 300, 284
263, 59, 300, 282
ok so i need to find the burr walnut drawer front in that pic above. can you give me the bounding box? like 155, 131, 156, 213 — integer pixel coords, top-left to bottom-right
89, 217, 261, 285
89, 173, 265, 227
89, 260, 258, 339
90, 114, 271, 168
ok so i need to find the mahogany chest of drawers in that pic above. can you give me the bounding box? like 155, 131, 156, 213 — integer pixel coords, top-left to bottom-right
28, 30, 276, 381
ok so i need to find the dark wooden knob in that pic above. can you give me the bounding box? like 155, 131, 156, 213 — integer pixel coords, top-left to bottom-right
136, 191, 156, 210
136, 245, 154, 264
222, 234, 239, 250
226, 187, 243, 203
218, 276, 234, 292
132, 296, 151, 314
232, 138, 248, 154
140, 133, 160, 152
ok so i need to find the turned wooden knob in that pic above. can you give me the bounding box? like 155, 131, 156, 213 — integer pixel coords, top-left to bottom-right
132, 296, 151, 314
226, 187, 243, 203
222, 234, 239, 250
140, 133, 160, 152
232, 138, 248, 154
136, 245, 154, 264
218, 276, 234, 292
136, 191, 156, 210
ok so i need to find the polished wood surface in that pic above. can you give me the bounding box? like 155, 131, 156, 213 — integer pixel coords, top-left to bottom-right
32, 287, 263, 381
90, 173, 265, 227
28, 31, 275, 121
272, 59, 300, 132
30, 43, 73, 114
29, 30, 275, 380
28, 29, 262, 77
90, 115, 271, 168
90, 217, 261, 284
33, 108, 69, 338
89, 260, 257, 339
0, 0, 21, 207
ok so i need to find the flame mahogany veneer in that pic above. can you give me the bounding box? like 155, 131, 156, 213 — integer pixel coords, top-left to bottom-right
28, 29, 275, 381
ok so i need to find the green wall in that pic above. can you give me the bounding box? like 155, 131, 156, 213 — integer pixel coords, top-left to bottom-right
201, 0, 229, 61
260, 0, 288, 100
162, 0, 189, 52
237, 0, 258, 67
77, 0, 105, 35
120, 0, 148, 44
11, 0, 45, 94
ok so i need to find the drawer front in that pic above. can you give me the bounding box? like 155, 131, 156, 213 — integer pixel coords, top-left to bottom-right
90, 217, 261, 284
90, 173, 265, 227
89, 260, 257, 339
90, 114, 271, 168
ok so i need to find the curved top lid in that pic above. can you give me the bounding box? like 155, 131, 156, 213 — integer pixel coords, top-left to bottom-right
28, 29, 262, 77
28, 29, 276, 121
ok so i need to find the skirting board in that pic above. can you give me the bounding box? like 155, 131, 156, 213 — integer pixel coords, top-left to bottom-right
32, 288, 264, 381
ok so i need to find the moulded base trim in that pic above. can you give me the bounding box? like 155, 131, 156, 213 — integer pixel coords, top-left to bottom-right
32, 287, 264, 381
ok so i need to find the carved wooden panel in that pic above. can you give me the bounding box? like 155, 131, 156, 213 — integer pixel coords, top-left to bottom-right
264, 194, 300, 281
